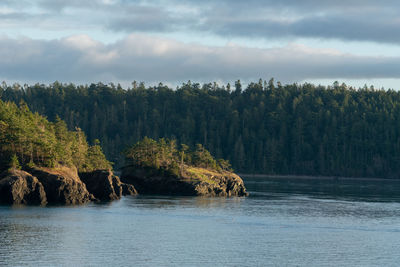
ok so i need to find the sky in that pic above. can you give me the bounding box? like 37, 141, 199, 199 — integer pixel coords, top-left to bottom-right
1, 0, 400, 89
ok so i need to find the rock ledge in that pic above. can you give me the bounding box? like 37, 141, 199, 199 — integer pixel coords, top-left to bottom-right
120, 165, 248, 197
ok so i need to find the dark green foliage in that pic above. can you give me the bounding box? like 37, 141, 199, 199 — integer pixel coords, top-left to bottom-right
0, 100, 111, 172
217, 159, 233, 172
84, 139, 112, 171
2, 80, 400, 178
125, 137, 226, 175
192, 144, 217, 169
9, 154, 21, 170
125, 137, 166, 169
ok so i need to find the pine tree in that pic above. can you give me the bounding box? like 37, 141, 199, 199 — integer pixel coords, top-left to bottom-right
9, 154, 21, 170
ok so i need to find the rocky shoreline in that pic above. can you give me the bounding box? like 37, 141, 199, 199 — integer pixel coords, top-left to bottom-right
0, 165, 248, 205
121, 165, 248, 197
0, 167, 137, 205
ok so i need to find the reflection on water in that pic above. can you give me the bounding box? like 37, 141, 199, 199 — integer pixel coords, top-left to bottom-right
129, 195, 244, 210
244, 176, 400, 202
1, 177, 400, 266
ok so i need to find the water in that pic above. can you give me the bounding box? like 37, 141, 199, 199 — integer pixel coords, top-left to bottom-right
1, 177, 400, 266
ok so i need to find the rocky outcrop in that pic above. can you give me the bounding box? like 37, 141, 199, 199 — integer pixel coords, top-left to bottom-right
0, 169, 47, 205
28, 166, 93, 205
193, 172, 248, 197
79, 170, 137, 201
121, 183, 138, 196
120, 166, 248, 197
0, 163, 245, 205
120, 168, 194, 195
0, 166, 139, 206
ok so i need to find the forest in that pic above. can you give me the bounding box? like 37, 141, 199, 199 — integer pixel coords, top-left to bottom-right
0, 99, 111, 172
1, 79, 400, 178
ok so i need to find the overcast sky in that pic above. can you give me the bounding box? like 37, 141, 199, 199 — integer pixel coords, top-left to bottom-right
1, 0, 400, 88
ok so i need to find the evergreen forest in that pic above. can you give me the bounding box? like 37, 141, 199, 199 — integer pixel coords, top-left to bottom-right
1, 80, 400, 179
0, 99, 111, 172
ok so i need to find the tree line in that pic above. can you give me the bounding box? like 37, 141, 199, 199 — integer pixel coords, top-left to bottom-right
125, 137, 232, 177
0, 99, 111, 172
1, 80, 400, 178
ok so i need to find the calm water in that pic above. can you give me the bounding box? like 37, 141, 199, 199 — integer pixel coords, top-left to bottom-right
1, 177, 400, 266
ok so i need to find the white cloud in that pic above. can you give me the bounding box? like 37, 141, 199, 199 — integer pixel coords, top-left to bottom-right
2, 0, 400, 45
0, 34, 400, 86
64, 34, 100, 50
0, 7, 15, 15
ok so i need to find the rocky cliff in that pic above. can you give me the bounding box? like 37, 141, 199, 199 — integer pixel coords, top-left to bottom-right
0, 163, 247, 205
79, 170, 137, 201
0, 169, 47, 205
120, 165, 248, 197
0, 167, 138, 205
27, 166, 94, 205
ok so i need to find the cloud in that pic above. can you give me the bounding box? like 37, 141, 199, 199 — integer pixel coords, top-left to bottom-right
105, 0, 400, 44
0, 34, 399, 85
2, 0, 400, 44
37, 0, 104, 12
107, 5, 184, 32
188, 0, 400, 44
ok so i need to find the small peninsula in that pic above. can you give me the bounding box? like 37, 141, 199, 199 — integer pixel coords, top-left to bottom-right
121, 137, 248, 197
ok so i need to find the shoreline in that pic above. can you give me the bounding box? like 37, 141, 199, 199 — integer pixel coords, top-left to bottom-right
238, 173, 400, 182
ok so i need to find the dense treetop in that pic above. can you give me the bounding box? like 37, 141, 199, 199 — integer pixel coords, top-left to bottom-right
2, 80, 400, 178
124, 137, 232, 177
0, 99, 111, 172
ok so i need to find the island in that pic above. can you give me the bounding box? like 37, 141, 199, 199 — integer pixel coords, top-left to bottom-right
0, 101, 247, 205
121, 137, 248, 197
